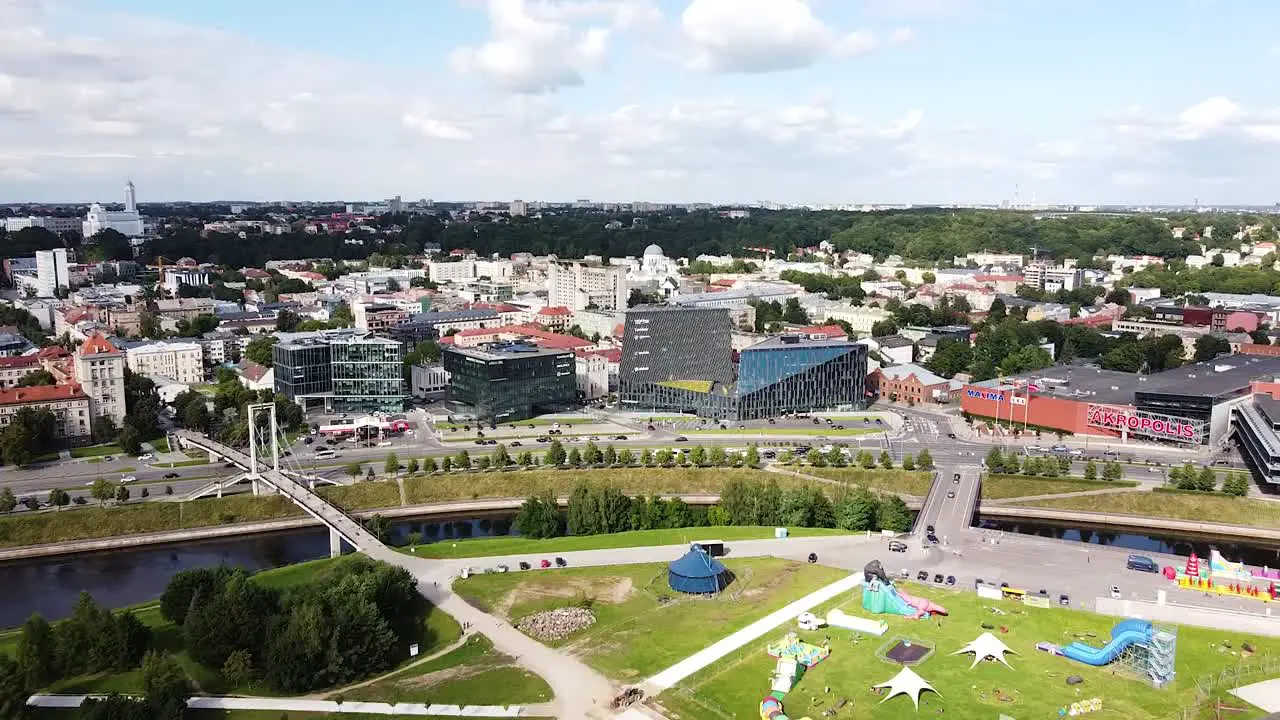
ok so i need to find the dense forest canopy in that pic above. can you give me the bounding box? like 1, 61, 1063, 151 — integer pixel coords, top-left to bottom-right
4, 208, 1276, 268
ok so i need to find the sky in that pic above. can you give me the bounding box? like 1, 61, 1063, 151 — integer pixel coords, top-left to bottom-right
1, 0, 1279, 206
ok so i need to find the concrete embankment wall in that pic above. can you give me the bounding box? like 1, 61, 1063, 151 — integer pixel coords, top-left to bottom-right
980, 505, 1280, 543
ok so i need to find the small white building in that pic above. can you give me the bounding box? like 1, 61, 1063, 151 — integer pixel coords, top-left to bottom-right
575, 350, 609, 400
410, 364, 449, 399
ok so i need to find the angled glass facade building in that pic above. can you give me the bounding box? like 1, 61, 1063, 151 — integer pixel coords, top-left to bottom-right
737, 335, 868, 419
443, 342, 576, 422
330, 335, 405, 414
273, 339, 332, 401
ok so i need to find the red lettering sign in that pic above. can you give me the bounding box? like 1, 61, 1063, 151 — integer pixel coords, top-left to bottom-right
1087, 406, 1199, 440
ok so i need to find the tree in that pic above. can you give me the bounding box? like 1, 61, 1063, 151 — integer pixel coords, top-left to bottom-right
344, 463, 362, 480
142, 651, 190, 719
514, 491, 563, 539
583, 441, 603, 464
617, 448, 634, 465
879, 451, 893, 469
115, 484, 131, 504
640, 448, 653, 465
984, 446, 1004, 473
1104, 287, 1131, 305
406, 458, 419, 474
0, 654, 28, 720
1193, 334, 1232, 362
118, 424, 143, 456
275, 309, 300, 333
1223, 472, 1249, 497
1084, 459, 1097, 480
90, 479, 116, 506
836, 488, 880, 531
878, 495, 912, 532
422, 457, 437, 472
15, 369, 55, 387
870, 319, 899, 337
47, 487, 70, 510
567, 447, 582, 466
0, 487, 15, 513
603, 445, 618, 465
689, 445, 706, 466
92, 415, 119, 444
901, 453, 915, 471
17, 613, 56, 689
454, 449, 470, 469
856, 449, 875, 468
546, 439, 566, 465
806, 448, 825, 467
1196, 466, 1218, 492
916, 449, 933, 469
383, 452, 399, 476
221, 648, 256, 688
477, 456, 491, 470
243, 336, 277, 366
746, 445, 760, 466
781, 297, 810, 324
1102, 461, 1123, 481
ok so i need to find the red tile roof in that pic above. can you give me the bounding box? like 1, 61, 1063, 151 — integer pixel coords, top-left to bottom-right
37, 346, 70, 359
0, 384, 87, 406
456, 324, 593, 349
79, 332, 120, 356
795, 324, 848, 339
537, 306, 572, 316
236, 360, 272, 383
0, 355, 38, 369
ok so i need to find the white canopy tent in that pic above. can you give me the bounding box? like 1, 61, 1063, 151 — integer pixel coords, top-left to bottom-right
952, 631, 1018, 669
874, 666, 939, 709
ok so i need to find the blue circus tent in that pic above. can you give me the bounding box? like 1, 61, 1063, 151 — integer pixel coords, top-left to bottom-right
668, 547, 730, 594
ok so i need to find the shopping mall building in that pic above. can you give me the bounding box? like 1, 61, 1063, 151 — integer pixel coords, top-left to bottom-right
959, 355, 1280, 483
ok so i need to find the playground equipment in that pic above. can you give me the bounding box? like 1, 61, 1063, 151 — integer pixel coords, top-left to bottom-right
1045, 619, 1177, 688
1060, 698, 1104, 716
761, 634, 828, 719
767, 633, 831, 667
862, 560, 949, 619
797, 611, 825, 631
1173, 551, 1279, 601
760, 694, 814, 720
825, 608, 889, 636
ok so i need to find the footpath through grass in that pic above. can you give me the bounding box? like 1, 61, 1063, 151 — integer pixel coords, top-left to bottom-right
455, 557, 848, 681
658, 582, 1280, 720
403, 525, 851, 559
795, 467, 935, 495
339, 632, 551, 705
981, 473, 1140, 500
1022, 491, 1280, 529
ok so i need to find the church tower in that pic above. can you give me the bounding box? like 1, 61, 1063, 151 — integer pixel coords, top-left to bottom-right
124, 180, 137, 213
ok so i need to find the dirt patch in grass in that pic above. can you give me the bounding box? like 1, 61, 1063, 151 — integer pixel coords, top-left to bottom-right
498, 575, 634, 615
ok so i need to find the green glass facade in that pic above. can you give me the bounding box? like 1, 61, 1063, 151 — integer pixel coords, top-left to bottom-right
443, 343, 576, 422
273, 341, 332, 400
330, 336, 406, 414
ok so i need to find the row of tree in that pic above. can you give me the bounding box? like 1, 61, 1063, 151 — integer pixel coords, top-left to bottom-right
1167, 464, 1248, 496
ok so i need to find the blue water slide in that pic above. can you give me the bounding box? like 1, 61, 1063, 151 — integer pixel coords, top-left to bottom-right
1060, 619, 1152, 666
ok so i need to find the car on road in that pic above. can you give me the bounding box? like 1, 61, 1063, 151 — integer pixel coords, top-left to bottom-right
518, 561, 531, 570
540, 559, 551, 568
945, 575, 956, 586
926, 524, 935, 533
536, 437, 549, 443
555, 557, 567, 567
926, 533, 939, 544
119, 475, 136, 483
674, 436, 688, 442
888, 540, 907, 552
303, 437, 313, 444
1069, 449, 1083, 456
510, 441, 522, 446
947, 432, 956, 439
615, 435, 628, 440
1059, 594, 1070, 606
474, 439, 486, 445
1110, 585, 1122, 599
953, 473, 961, 482
1148, 467, 1162, 473
163, 472, 179, 479
459, 567, 474, 579
916, 570, 929, 581
137, 454, 153, 461
946, 491, 956, 498
933, 573, 944, 584
495, 564, 509, 573
1052, 444, 1069, 453
376, 441, 392, 447
85, 479, 95, 486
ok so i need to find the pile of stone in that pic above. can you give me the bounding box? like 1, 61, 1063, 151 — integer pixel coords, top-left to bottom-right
517, 607, 596, 641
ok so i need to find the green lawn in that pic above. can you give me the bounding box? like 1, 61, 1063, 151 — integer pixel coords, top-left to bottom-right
981, 473, 1140, 500
403, 526, 852, 559
155, 458, 212, 468
339, 633, 551, 706
403, 467, 807, 506
318, 481, 402, 510
796, 468, 936, 495
682, 427, 879, 437
1021, 491, 1280, 529
657, 583, 1280, 720
149, 436, 172, 453
455, 557, 848, 681
69, 443, 124, 459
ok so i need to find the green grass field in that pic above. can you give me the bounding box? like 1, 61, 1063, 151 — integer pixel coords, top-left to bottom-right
319, 480, 402, 510
657, 582, 1280, 720
339, 633, 551, 706
454, 558, 848, 681
796, 468, 935, 496
69, 443, 124, 459
1022, 491, 1280, 529
154, 458, 211, 468
403, 526, 852, 559
981, 474, 1140, 500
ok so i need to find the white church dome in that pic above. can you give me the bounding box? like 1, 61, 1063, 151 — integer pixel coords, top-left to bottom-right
643, 244, 664, 257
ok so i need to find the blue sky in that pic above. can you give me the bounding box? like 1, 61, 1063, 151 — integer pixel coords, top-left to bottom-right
2, 0, 1278, 204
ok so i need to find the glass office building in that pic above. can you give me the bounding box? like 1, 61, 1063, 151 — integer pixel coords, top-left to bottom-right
330, 335, 406, 414
273, 339, 333, 402
618, 306, 737, 418
737, 335, 868, 419
443, 342, 576, 422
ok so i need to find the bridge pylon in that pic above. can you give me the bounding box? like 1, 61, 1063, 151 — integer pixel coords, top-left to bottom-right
246, 402, 279, 497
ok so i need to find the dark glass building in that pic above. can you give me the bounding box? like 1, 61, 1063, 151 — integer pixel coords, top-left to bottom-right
618, 306, 737, 419
330, 335, 406, 414
737, 335, 868, 419
273, 338, 332, 402
443, 342, 576, 422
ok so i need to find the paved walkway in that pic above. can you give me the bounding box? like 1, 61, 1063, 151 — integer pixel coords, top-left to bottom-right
641, 573, 863, 694
27, 695, 525, 717
307, 631, 475, 700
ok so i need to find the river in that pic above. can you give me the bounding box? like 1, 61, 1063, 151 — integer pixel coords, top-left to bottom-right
6, 514, 1280, 627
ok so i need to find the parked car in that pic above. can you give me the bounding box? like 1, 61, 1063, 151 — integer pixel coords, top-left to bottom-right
118, 475, 136, 483
916, 570, 929, 581
554, 557, 567, 567
163, 472, 179, 479
807, 552, 818, 564
303, 437, 314, 444
495, 564, 509, 573
137, 454, 153, 461
518, 561, 531, 570
947, 432, 956, 439
933, 573, 944, 584
540, 559, 551, 568
888, 540, 907, 552
926, 524, 935, 533
945, 575, 956, 586
1110, 585, 1122, 599
103, 456, 113, 462
377, 441, 392, 447
1059, 594, 1070, 606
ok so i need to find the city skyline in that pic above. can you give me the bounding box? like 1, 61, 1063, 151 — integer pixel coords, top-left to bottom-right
2, 0, 1279, 205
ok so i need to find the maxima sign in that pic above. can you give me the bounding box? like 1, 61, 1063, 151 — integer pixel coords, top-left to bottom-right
1085, 404, 1202, 442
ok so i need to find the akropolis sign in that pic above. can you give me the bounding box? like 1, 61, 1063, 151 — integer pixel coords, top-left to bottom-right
1085, 404, 1202, 442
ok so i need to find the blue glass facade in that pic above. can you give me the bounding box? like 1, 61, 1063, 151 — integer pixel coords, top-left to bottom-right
736, 338, 867, 420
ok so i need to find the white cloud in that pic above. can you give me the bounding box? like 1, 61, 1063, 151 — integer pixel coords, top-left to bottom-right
680, 0, 880, 73
402, 112, 473, 140
451, 0, 656, 93
888, 27, 917, 45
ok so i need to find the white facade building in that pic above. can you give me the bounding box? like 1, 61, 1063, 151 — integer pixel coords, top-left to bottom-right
575, 351, 609, 400
427, 260, 477, 284
32, 248, 69, 298
548, 261, 627, 312
5, 216, 81, 235
162, 268, 210, 295
74, 333, 127, 427
126, 341, 204, 385
83, 181, 146, 239
410, 364, 450, 399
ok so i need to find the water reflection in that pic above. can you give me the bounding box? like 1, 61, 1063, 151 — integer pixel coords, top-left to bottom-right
980, 517, 1280, 567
